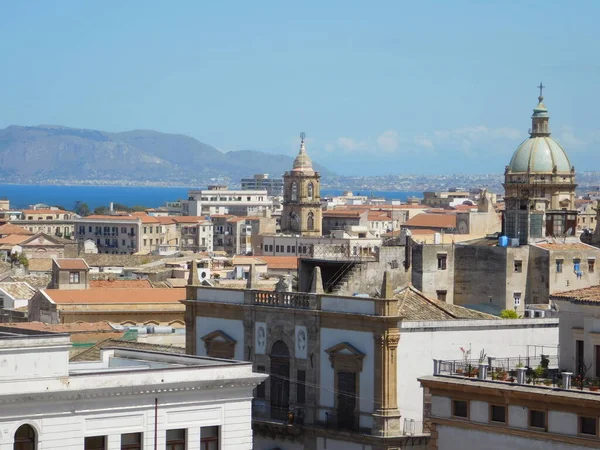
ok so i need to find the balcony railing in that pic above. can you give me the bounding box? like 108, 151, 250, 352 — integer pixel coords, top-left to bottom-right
324, 412, 360, 432
252, 291, 311, 309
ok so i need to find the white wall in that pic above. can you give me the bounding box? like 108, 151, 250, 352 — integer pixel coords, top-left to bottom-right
397, 320, 559, 423
319, 328, 374, 416
436, 425, 591, 450
195, 317, 245, 361
0, 389, 253, 450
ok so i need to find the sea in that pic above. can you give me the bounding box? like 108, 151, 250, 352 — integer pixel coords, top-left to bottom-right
0, 184, 422, 210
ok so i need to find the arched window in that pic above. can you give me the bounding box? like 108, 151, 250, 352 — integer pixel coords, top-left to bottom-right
307, 183, 314, 200
291, 182, 298, 202
307, 212, 315, 231
14, 424, 36, 450
270, 341, 290, 420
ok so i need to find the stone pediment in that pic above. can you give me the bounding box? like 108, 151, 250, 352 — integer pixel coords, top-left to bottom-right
20, 232, 64, 247
201, 330, 237, 359
325, 342, 365, 371
201, 330, 236, 344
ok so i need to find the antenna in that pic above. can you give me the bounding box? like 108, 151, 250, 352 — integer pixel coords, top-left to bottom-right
300, 132, 306, 142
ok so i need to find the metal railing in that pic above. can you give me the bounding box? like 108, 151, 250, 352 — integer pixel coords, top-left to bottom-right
325, 412, 360, 432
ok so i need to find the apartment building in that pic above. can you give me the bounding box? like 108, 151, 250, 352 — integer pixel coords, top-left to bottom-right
183, 185, 272, 216
172, 216, 213, 253
241, 173, 284, 197
7, 208, 76, 239
75, 215, 141, 255
0, 325, 265, 450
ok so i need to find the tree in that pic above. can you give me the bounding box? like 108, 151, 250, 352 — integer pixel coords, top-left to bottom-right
93, 206, 110, 215
500, 309, 518, 319
73, 201, 90, 217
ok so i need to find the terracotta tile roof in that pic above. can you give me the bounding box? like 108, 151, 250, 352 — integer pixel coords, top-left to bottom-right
209, 214, 234, 219
367, 212, 392, 221
551, 286, 600, 303
402, 213, 457, 229
0, 224, 33, 236
0, 282, 36, 299
231, 256, 267, 265
259, 256, 299, 270
27, 258, 53, 272
7, 274, 51, 288
155, 216, 176, 224
535, 243, 595, 251
140, 215, 160, 223
323, 210, 364, 218
395, 286, 496, 320
89, 279, 153, 289
42, 287, 185, 304
54, 258, 89, 270
0, 234, 31, 245
70, 338, 186, 362
172, 216, 212, 224
84, 215, 140, 221
81, 254, 165, 268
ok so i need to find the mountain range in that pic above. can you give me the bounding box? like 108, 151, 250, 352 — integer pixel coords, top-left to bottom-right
0, 125, 331, 185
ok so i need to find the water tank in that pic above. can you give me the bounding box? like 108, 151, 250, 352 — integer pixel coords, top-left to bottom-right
510, 238, 520, 247
128, 326, 147, 335
498, 236, 509, 247
148, 326, 173, 334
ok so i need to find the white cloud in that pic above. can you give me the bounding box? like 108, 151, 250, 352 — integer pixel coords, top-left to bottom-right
376, 130, 400, 152
556, 125, 586, 150
414, 136, 434, 150
336, 137, 368, 152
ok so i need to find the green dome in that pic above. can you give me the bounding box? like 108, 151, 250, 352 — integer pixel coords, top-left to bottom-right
508, 136, 571, 173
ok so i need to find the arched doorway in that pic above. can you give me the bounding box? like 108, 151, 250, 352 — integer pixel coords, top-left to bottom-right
270, 340, 290, 420
14, 424, 36, 450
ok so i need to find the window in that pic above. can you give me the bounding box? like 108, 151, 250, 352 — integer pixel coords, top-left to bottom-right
297, 369, 306, 404
121, 227, 127, 233
143, 227, 147, 234
121, 432, 142, 450
69, 272, 80, 284
576, 339, 585, 376
14, 424, 36, 450
287, 245, 291, 253
78, 226, 85, 234
88, 226, 93, 232
200, 426, 219, 450
490, 405, 506, 423
513, 292, 521, 307
556, 259, 563, 273
574, 258, 582, 274
514, 260, 522, 273
307, 212, 315, 231
589, 259, 595, 273
307, 182, 314, 200
291, 182, 298, 202
579, 416, 597, 436
85, 436, 106, 450
529, 409, 546, 430
436, 290, 447, 302
166, 429, 186, 450
291, 246, 296, 253
256, 365, 266, 398
452, 400, 468, 418
437, 254, 447, 270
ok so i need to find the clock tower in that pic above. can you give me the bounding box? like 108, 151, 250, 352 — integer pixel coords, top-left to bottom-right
281, 133, 322, 236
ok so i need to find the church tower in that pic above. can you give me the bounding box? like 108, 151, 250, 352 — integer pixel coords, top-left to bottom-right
281, 133, 322, 236
503, 84, 577, 244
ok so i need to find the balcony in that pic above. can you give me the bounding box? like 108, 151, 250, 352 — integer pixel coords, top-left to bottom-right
252, 291, 312, 309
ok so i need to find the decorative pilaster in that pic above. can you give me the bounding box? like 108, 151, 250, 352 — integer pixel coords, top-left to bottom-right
372, 328, 402, 437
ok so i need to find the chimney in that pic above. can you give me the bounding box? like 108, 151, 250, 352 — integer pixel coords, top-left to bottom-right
109, 202, 114, 213
309, 266, 324, 294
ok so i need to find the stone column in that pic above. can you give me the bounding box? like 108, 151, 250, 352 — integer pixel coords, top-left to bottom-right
372, 327, 402, 437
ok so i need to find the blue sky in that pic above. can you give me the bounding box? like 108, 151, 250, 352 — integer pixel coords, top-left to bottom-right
1, 1, 599, 176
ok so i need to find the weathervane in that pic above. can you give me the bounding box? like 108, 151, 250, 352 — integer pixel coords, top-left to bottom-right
300, 132, 306, 143
537, 82, 545, 99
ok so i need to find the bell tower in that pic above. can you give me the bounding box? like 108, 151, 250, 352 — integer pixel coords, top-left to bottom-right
281, 133, 322, 236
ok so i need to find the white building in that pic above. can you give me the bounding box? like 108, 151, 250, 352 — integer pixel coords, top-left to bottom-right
241, 174, 284, 197
75, 215, 141, 255
184, 186, 272, 216
0, 325, 266, 450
